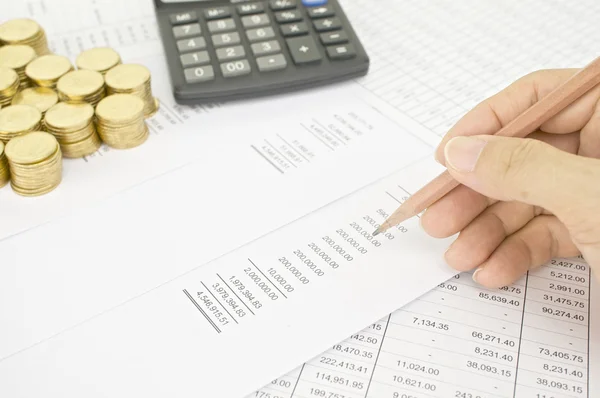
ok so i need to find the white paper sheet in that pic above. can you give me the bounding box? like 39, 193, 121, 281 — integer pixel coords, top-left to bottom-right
0, 158, 458, 398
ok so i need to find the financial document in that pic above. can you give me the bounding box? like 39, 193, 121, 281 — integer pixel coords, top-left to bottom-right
250, 258, 600, 398
0, 158, 459, 398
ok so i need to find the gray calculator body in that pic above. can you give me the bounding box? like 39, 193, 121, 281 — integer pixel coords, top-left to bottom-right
153, 0, 370, 104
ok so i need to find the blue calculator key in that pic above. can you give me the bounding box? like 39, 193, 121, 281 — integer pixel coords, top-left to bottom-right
302, 0, 328, 6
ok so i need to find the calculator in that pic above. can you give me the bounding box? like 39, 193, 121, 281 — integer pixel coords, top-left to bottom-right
153, 0, 370, 105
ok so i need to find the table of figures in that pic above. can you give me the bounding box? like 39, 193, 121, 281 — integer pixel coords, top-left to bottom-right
251, 257, 592, 398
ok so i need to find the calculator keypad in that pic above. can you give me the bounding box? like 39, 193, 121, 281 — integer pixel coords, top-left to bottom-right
169, 0, 359, 85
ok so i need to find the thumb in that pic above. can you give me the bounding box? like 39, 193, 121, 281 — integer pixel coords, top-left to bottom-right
443, 135, 600, 267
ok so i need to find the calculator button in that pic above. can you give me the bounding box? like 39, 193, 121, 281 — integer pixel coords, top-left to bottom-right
280, 22, 308, 37
326, 43, 356, 60
170, 11, 198, 25
212, 32, 241, 47
180, 51, 210, 67
184, 66, 215, 83
204, 7, 232, 20
302, 0, 328, 5
220, 60, 252, 78
307, 5, 335, 18
177, 37, 207, 52
208, 18, 236, 33
216, 45, 246, 61
246, 27, 276, 42
320, 30, 348, 45
270, 0, 296, 11
286, 36, 322, 64
238, 3, 265, 15
251, 40, 281, 56
313, 17, 341, 32
172, 23, 201, 39
257, 54, 287, 72
275, 10, 303, 23
241, 13, 271, 28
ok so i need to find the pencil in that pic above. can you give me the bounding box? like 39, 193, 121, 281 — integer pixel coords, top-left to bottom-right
373, 55, 600, 236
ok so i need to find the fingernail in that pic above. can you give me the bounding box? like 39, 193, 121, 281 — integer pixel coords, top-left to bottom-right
472, 267, 483, 283
444, 137, 487, 172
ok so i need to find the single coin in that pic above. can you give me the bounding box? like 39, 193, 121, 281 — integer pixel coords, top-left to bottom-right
104, 64, 150, 90
95, 93, 144, 123
25, 54, 73, 87
11, 87, 58, 114
45, 102, 94, 131
5, 131, 58, 165
76, 47, 121, 74
0, 19, 40, 43
0, 45, 37, 70
0, 67, 19, 92
56, 69, 104, 98
0, 104, 42, 140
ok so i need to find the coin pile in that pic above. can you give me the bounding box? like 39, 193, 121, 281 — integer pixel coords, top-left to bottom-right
0, 45, 36, 89
95, 94, 149, 149
76, 47, 121, 75
12, 87, 58, 116
26, 54, 74, 88
56, 69, 106, 107
0, 141, 9, 189
4, 131, 62, 196
44, 102, 102, 158
0, 104, 42, 142
0, 67, 20, 108
105, 64, 158, 118
0, 18, 50, 55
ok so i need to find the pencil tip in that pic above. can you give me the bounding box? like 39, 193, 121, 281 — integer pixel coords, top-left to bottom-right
372, 228, 381, 236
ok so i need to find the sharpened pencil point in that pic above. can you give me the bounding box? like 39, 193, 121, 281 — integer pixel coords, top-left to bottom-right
372, 228, 381, 236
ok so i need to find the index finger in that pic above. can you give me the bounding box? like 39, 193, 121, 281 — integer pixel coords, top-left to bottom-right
434, 68, 599, 164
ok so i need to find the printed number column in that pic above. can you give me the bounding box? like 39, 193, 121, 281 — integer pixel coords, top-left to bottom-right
289, 316, 390, 398
513, 257, 590, 397
365, 271, 527, 397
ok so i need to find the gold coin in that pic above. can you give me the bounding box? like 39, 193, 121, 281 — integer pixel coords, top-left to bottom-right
0, 67, 19, 92
0, 67, 20, 107
104, 63, 150, 90
95, 93, 144, 124
0, 19, 39, 43
0, 44, 37, 70
45, 102, 94, 131
76, 47, 121, 74
5, 130, 58, 165
25, 54, 73, 87
11, 87, 58, 114
56, 69, 104, 98
0, 104, 42, 141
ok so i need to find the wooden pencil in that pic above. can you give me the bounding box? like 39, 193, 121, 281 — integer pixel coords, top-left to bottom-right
373, 55, 600, 236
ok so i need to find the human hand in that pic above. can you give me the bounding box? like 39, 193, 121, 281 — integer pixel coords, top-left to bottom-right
420, 68, 600, 288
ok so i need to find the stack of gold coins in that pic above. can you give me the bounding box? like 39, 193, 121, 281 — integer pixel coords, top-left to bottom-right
25, 54, 73, 88
0, 45, 37, 89
11, 87, 58, 116
76, 47, 121, 75
44, 102, 101, 158
4, 131, 62, 196
0, 19, 50, 55
95, 94, 148, 149
105, 64, 158, 118
0, 67, 20, 108
0, 141, 9, 189
56, 69, 105, 107
0, 104, 42, 142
